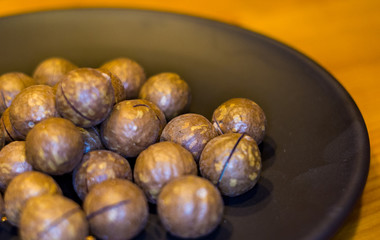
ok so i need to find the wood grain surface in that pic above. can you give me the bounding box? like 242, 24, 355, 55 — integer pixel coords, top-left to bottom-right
0, 1, 379, 239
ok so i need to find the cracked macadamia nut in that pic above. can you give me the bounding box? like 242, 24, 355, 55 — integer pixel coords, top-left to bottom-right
25, 118, 84, 175
4, 171, 62, 226
9, 85, 59, 139
101, 99, 165, 158
212, 98, 267, 144
199, 133, 262, 197
1, 108, 23, 143
20, 194, 88, 240
33, 57, 77, 86
77, 127, 104, 154
0, 72, 35, 114
55, 68, 115, 128
0, 141, 32, 192
83, 179, 148, 240
100, 57, 146, 99
134, 141, 197, 203
73, 150, 132, 200
139, 72, 191, 120
160, 113, 219, 161
157, 175, 224, 238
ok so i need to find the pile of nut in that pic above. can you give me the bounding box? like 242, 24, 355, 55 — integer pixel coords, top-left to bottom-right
0, 57, 266, 240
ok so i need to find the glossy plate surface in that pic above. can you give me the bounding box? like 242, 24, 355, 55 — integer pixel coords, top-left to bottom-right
0, 9, 370, 240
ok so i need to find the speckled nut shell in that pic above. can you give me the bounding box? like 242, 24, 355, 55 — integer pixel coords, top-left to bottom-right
4, 171, 62, 226
100, 57, 146, 99
83, 179, 149, 240
97, 68, 126, 103
134, 141, 197, 203
101, 99, 164, 158
0, 72, 35, 114
212, 98, 267, 144
0, 108, 23, 143
19, 194, 88, 240
8, 85, 58, 139
157, 175, 224, 238
160, 113, 219, 161
55, 68, 115, 128
139, 72, 191, 120
199, 133, 262, 197
32, 57, 77, 86
77, 127, 104, 154
25, 118, 84, 175
73, 150, 132, 200
0, 141, 32, 192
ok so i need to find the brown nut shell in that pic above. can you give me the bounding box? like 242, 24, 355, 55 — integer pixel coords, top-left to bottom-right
100, 57, 146, 99
83, 179, 148, 240
141, 99, 167, 134
139, 72, 191, 120
25, 118, 84, 175
0, 72, 35, 114
101, 99, 163, 157
0, 141, 32, 192
4, 171, 62, 226
32, 57, 77, 86
160, 113, 219, 161
8, 85, 58, 139
73, 150, 132, 200
199, 133, 262, 197
55, 68, 115, 128
157, 175, 224, 238
97, 68, 126, 103
20, 194, 88, 240
134, 141, 197, 203
77, 127, 104, 154
212, 98, 267, 144
0, 108, 23, 143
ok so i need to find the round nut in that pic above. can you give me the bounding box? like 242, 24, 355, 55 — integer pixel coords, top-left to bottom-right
4, 171, 62, 226
33, 57, 77, 86
212, 98, 267, 144
20, 194, 88, 240
134, 141, 197, 203
100, 57, 146, 99
160, 113, 219, 161
25, 118, 84, 175
8, 85, 58, 139
55, 68, 115, 128
199, 133, 262, 197
101, 99, 164, 157
157, 175, 224, 238
73, 150, 132, 200
0, 141, 32, 192
83, 179, 148, 240
0, 72, 35, 114
139, 72, 191, 120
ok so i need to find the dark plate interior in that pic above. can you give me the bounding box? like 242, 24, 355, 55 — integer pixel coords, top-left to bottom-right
0, 8, 370, 240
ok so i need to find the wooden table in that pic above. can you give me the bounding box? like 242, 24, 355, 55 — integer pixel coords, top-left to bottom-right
0, 1, 379, 239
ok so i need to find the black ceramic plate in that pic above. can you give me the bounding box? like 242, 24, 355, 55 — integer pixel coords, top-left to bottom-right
0, 9, 370, 240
